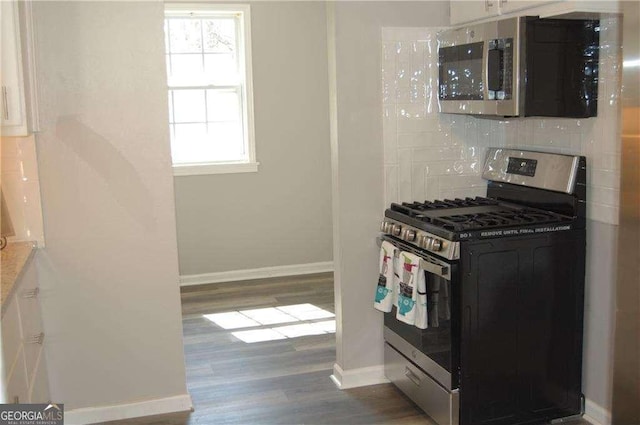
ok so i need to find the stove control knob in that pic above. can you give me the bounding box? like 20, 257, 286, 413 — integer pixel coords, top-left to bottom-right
427, 237, 435, 250
403, 229, 416, 242
431, 239, 443, 252
392, 224, 402, 236
380, 221, 392, 233
419, 235, 430, 249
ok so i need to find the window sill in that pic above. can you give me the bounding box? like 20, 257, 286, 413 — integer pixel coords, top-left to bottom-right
173, 162, 260, 176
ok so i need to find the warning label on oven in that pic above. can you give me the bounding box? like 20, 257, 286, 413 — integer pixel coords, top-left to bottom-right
475, 224, 572, 239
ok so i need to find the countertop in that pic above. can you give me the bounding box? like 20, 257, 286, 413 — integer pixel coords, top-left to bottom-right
1, 241, 37, 312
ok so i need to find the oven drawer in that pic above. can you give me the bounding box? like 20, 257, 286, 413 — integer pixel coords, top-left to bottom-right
384, 343, 458, 425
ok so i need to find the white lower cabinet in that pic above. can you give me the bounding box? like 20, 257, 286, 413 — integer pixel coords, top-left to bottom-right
1, 253, 49, 403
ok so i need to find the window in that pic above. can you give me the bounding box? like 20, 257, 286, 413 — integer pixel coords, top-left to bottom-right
164, 4, 257, 175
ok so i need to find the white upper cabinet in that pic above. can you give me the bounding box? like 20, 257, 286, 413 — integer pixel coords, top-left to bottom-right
450, 1, 501, 26
450, 0, 620, 26
1, 1, 28, 136
499, 0, 557, 14
1, 1, 38, 137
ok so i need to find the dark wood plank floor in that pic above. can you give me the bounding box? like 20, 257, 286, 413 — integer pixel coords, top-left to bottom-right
102, 273, 593, 425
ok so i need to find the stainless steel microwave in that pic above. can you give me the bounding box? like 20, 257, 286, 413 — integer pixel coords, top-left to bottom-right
438, 16, 600, 118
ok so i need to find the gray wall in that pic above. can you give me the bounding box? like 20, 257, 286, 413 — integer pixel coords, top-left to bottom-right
33, 1, 188, 411
174, 1, 332, 276
329, 1, 449, 374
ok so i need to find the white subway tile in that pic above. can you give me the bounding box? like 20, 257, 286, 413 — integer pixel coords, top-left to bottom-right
587, 202, 620, 226
593, 153, 620, 172
396, 103, 427, 121
398, 149, 413, 202
590, 187, 620, 206
411, 146, 465, 162
411, 162, 428, 200
590, 169, 620, 190
384, 165, 399, 206
397, 41, 411, 64
422, 176, 435, 200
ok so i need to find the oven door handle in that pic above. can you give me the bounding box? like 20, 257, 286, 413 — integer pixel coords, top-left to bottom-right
421, 260, 449, 280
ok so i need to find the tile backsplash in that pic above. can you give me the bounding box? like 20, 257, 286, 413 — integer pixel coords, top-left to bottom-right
382, 16, 622, 225
1, 135, 45, 245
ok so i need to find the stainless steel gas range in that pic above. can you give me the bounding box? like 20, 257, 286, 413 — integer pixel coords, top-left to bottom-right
380, 148, 587, 425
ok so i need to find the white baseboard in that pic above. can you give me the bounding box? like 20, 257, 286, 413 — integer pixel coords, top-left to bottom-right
584, 398, 611, 425
330, 363, 389, 390
179, 261, 334, 286
64, 393, 193, 425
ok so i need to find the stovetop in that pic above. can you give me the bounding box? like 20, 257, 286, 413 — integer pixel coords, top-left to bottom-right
385, 197, 575, 241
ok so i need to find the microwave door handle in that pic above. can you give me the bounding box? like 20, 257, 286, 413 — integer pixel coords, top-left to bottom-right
482, 41, 491, 102
487, 45, 503, 93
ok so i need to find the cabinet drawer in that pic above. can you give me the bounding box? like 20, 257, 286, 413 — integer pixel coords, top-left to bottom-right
1, 296, 22, 374
384, 343, 458, 425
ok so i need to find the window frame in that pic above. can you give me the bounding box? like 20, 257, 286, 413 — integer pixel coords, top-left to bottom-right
164, 3, 258, 176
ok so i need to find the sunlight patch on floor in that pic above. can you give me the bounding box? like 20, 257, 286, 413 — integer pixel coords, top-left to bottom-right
203, 304, 336, 343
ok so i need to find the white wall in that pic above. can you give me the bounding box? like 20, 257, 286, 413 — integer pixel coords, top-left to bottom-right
328, 1, 450, 386
174, 1, 333, 278
32, 0, 189, 417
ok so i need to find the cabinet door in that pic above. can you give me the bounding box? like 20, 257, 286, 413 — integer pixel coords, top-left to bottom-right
5, 349, 29, 404
450, 0, 499, 25
0, 0, 28, 136
17, 261, 44, 381
1, 295, 22, 374
28, 351, 49, 403
499, 0, 559, 14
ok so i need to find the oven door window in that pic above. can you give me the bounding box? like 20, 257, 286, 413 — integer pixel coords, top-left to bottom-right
384, 272, 453, 373
439, 42, 484, 100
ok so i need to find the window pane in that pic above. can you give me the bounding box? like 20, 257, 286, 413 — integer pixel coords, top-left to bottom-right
171, 123, 208, 163
170, 122, 245, 164
207, 90, 240, 122
168, 53, 205, 85
208, 122, 245, 160
172, 89, 206, 123
168, 18, 202, 53
203, 54, 238, 84
203, 19, 236, 53
167, 92, 174, 123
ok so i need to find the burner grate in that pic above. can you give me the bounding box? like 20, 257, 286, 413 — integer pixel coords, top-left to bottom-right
400, 197, 498, 211
433, 209, 570, 231
389, 197, 572, 233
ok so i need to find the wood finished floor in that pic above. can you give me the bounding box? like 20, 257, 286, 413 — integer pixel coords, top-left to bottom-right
102, 273, 593, 425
